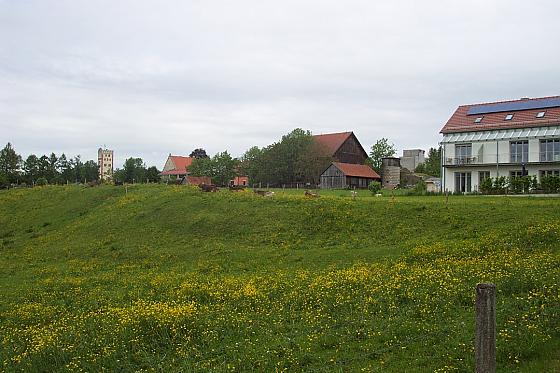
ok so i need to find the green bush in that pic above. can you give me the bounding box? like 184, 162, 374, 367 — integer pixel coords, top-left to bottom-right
35, 177, 48, 186
540, 175, 560, 193
413, 180, 427, 194
0, 174, 8, 189
493, 176, 508, 194
368, 181, 381, 195
479, 177, 494, 194
508, 176, 528, 194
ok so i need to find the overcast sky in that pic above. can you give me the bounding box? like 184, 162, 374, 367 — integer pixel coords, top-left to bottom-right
1, 0, 560, 168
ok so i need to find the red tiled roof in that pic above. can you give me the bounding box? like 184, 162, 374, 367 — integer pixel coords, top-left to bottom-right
441, 96, 560, 134
313, 132, 353, 155
333, 162, 380, 179
170, 155, 193, 171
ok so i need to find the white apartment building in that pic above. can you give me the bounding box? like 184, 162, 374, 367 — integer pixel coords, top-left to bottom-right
440, 96, 560, 193
98, 148, 114, 181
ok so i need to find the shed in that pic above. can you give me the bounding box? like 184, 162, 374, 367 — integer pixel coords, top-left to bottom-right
425, 177, 441, 193
320, 162, 380, 189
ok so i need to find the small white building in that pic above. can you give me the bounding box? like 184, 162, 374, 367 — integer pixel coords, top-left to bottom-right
98, 148, 114, 181
425, 177, 441, 193
440, 96, 560, 193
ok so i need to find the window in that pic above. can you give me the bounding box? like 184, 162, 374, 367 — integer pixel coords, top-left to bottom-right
540, 139, 560, 162
455, 143, 472, 164
510, 170, 524, 178
474, 116, 483, 123
505, 114, 514, 120
540, 170, 560, 179
510, 141, 528, 163
455, 172, 471, 193
536, 111, 546, 118
479, 171, 490, 184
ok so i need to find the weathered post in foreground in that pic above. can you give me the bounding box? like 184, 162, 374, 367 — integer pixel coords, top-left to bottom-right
476, 283, 496, 373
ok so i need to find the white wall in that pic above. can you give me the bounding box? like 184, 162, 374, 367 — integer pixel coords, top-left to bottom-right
443, 165, 556, 192
162, 156, 175, 172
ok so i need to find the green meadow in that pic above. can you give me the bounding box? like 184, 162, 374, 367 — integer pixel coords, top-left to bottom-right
0, 185, 559, 372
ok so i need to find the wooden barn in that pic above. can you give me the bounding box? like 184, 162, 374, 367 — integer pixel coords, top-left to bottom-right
313, 132, 368, 165
320, 162, 381, 189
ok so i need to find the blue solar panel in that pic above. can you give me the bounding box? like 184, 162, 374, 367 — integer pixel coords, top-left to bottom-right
467, 97, 560, 115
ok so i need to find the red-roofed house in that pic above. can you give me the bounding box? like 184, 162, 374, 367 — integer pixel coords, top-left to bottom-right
160, 154, 194, 180
313, 131, 369, 165
440, 96, 560, 192
320, 162, 380, 189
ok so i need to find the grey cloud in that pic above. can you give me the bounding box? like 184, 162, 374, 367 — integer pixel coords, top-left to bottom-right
1, 0, 560, 168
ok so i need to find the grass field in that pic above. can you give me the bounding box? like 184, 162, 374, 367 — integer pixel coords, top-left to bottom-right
0, 185, 559, 372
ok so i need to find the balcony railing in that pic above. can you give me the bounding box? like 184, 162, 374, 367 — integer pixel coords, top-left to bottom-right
539, 153, 560, 162
445, 156, 478, 166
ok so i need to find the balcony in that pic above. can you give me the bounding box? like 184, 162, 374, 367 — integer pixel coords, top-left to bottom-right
445, 156, 478, 166
539, 153, 560, 162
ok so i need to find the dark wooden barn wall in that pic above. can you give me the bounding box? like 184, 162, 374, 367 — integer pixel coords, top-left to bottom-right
334, 135, 367, 164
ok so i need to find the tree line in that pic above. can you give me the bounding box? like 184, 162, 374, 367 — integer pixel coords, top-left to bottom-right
1, 134, 442, 189
0, 143, 99, 187
0, 143, 162, 187
113, 158, 160, 184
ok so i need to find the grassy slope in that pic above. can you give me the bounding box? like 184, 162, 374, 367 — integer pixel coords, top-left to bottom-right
0, 185, 559, 372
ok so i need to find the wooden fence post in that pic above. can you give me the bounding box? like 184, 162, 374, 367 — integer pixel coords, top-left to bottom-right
476, 283, 496, 373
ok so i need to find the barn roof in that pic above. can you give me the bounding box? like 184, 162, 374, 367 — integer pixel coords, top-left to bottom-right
441, 96, 560, 134
313, 132, 353, 155
332, 162, 380, 179
169, 155, 193, 171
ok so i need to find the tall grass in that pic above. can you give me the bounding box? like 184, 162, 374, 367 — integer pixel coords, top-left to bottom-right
0, 185, 559, 371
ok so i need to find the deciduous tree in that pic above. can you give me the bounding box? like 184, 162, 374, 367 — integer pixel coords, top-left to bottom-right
146, 166, 161, 182
189, 157, 213, 178
211, 151, 237, 186
189, 148, 209, 159
123, 157, 146, 183
368, 138, 396, 173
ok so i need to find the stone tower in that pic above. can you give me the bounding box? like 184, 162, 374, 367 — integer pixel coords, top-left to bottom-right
381, 157, 401, 189
98, 148, 114, 181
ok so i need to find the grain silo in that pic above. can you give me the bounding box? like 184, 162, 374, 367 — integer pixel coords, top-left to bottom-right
381, 157, 401, 189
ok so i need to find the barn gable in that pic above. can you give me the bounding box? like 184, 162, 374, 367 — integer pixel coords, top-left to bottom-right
313, 132, 368, 164
334, 133, 368, 164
